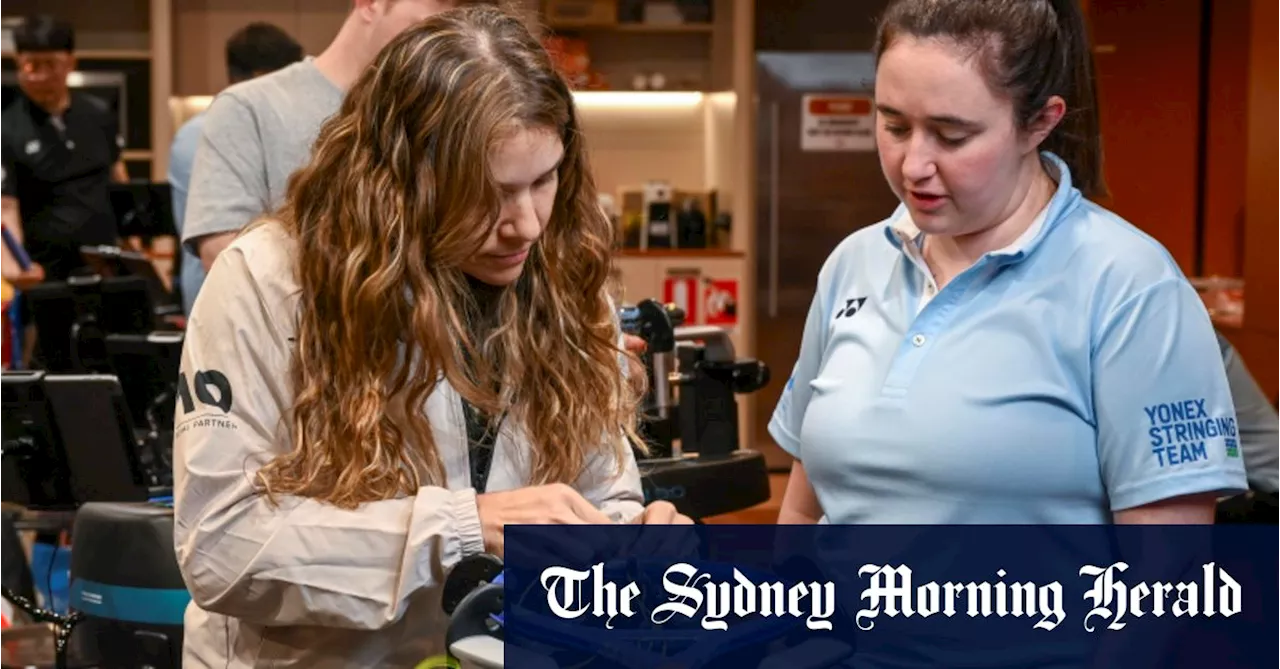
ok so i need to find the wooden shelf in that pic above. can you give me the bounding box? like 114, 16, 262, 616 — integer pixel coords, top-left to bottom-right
549, 22, 715, 34
616, 249, 744, 258
1, 49, 151, 60
79, 49, 152, 60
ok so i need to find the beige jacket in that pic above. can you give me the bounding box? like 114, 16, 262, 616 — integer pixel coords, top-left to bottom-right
173, 222, 645, 668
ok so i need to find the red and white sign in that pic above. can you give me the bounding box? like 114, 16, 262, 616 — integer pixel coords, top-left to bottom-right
802, 94, 875, 152
663, 274, 699, 325
703, 279, 738, 327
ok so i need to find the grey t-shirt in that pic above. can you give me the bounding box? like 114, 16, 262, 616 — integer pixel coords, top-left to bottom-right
1218, 332, 1279, 493
180, 57, 344, 255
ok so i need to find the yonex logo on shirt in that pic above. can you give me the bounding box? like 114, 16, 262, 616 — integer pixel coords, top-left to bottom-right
835, 297, 867, 319
1144, 398, 1236, 467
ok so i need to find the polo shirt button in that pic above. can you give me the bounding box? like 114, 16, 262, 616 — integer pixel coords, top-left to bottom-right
912, 334, 927, 347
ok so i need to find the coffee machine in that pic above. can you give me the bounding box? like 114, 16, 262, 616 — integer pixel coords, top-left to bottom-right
641, 181, 675, 250
618, 300, 772, 520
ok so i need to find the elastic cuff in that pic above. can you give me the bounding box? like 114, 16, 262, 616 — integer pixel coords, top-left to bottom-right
451, 488, 486, 556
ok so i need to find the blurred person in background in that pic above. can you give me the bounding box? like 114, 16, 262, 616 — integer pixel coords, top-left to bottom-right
2, 15, 129, 283
1217, 332, 1279, 493
0, 147, 45, 290
179, 0, 499, 279
1, 145, 43, 370
167, 23, 304, 315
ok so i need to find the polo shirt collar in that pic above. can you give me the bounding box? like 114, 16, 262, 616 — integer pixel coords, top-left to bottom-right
19, 91, 81, 127
883, 152, 1082, 264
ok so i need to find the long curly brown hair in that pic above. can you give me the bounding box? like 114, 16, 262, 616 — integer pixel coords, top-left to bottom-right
255, 6, 642, 508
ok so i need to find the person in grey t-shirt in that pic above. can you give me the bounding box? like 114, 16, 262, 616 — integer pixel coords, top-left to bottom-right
169, 23, 304, 315
182, 0, 499, 275
1218, 331, 1278, 493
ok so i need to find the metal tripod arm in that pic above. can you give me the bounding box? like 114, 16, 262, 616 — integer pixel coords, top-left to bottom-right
672, 325, 736, 362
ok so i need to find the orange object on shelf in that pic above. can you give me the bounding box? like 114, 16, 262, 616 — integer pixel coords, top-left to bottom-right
542, 35, 609, 90
1190, 276, 1246, 329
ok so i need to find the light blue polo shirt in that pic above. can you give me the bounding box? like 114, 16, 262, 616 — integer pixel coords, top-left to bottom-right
769, 153, 1248, 524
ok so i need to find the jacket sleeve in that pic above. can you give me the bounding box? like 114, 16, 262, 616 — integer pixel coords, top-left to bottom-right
576, 435, 646, 523
172, 245, 487, 630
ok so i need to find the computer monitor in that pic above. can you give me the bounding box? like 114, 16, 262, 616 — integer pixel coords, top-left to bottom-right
80, 244, 173, 309
80, 245, 157, 279
1, 372, 156, 509
104, 332, 184, 434
41, 374, 152, 505
109, 182, 177, 240
21, 275, 156, 373
1, 371, 76, 509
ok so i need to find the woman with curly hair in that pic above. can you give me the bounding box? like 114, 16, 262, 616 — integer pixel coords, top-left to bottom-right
171, 6, 688, 667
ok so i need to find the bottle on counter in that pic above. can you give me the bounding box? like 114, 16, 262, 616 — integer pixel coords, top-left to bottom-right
676, 198, 708, 249
643, 181, 675, 249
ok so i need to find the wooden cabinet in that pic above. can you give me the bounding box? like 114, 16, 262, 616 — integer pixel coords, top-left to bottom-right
170, 0, 348, 96
1228, 0, 1279, 403
2, 0, 152, 52
168, 0, 734, 95
538, 0, 734, 92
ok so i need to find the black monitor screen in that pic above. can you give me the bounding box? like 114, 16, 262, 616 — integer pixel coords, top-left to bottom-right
109, 182, 177, 239
22, 276, 155, 373
42, 374, 150, 505
1, 371, 75, 509
104, 332, 184, 432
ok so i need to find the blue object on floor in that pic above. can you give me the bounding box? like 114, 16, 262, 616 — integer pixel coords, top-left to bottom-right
7, 293, 23, 370
30, 541, 72, 614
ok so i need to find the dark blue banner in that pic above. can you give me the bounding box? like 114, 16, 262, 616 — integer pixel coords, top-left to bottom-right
501, 525, 1277, 669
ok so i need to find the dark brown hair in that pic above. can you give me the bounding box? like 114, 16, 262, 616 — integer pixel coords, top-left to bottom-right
14, 15, 75, 53
225, 22, 304, 84
255, 5, 641, 508
876, 0, 1107, 199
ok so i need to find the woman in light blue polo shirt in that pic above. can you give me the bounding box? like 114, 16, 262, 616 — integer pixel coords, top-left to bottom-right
772, 0, 1248, 526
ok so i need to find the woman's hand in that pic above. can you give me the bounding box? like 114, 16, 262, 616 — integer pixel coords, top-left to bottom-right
629, 500, 694, 525
622, 334, 648, 379
2, 261, 44, 291
627, 501, 699, 561
475, 483, 614, 557
622, 334, 646, 355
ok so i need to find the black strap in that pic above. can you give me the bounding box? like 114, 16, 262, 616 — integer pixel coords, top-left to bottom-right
458, 337, 505, 493
462, 397, 502, 494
